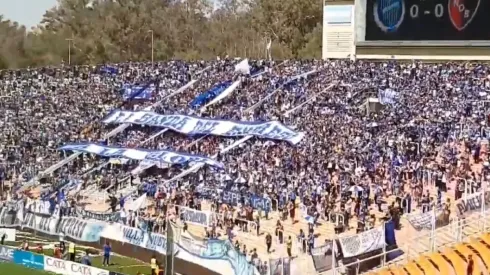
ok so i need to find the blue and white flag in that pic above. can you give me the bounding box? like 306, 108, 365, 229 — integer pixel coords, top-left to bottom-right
102, 110, 304, 145
58, 143, 224, 169
100, 65, 118, 74
190, 81, 232, 108
122, 84, 155, 101
378, 88, 398, 105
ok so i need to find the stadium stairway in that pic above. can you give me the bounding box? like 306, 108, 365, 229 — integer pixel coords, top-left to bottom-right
368, 232, 490, 275
363, 210, 490, 275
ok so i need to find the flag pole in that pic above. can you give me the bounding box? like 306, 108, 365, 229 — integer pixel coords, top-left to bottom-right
430, 205, 436, 252
482, 182, 486, 231
382, 221, 386, 267
331, 237, 336, 275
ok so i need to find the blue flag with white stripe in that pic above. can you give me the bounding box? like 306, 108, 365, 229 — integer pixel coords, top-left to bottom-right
122, 83, 155, 101
100, 65, 118, 74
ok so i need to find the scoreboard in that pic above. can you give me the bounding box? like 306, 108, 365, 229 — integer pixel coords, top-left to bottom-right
365, 0, 490, 41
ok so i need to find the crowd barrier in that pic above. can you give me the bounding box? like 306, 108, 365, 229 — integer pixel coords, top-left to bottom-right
0, 206, 259, 275
317, 190, 490, 275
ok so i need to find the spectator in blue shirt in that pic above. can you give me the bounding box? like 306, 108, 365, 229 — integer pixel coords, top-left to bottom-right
81, 250, 92, 266
119, 194, 125, 209
103, 241, 111, 266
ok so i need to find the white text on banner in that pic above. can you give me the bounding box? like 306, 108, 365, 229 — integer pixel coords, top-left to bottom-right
179, 206, 214, 227
102, 110, 304, 145
338, 226, 385, 258
44, 256, 109, 275
59, 143, 224, 169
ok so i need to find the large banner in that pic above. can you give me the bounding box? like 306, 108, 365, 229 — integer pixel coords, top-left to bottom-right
59, 143, 224, 169
456, 191, 490, 217
102, 110, 304, 145
179, 206, 214, 227
0, 209, 107, 243
22, 213, 60, 235
338, 226, 385, 258
57, 217, 107, 242
108, 224, 172, 256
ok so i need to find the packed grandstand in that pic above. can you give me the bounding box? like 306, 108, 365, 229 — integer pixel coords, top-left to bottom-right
0, 58, 488, 275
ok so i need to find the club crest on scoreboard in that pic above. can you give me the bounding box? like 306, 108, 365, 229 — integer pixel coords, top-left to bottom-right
373, 0, 405, 33
448, 0, 480, 31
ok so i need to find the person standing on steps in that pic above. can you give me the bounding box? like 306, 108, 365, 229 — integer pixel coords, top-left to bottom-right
265, 232, 272, 254
467, 254, 474, 275
286, 236, 292, 258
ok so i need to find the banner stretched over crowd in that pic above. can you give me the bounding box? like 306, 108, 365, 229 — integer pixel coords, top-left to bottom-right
58, 143, 224, 169
102, 110, 305, 145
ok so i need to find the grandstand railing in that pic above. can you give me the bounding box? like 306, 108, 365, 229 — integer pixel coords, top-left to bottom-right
324, 206, 490, 275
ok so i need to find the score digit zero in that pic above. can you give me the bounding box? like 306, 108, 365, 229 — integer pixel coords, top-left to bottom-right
410, 3, 444, 18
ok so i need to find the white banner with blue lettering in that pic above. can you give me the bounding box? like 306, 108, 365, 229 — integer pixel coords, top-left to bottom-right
58, 143, 224, 169
179, 206, 214, 227
57, 217, 107, 242
102, 110, 304, 145
103, 224, 173, 255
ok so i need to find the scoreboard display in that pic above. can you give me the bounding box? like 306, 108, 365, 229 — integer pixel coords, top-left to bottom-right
365, 0, 490, 40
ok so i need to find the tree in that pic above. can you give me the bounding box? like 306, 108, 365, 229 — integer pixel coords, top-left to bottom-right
0, 0, 323, 68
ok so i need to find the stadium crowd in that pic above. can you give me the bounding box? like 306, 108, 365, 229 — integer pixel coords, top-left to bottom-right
1, 59, 490, 273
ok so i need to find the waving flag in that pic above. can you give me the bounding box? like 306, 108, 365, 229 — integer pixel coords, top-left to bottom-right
189, 81, 233, 108
122, 82, 155, 101
378, 88, 398, 105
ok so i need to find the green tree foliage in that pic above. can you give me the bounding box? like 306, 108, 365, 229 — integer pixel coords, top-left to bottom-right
0, 0, 322, 68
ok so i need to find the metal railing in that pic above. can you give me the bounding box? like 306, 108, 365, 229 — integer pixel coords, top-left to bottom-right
321, 207, 490, 275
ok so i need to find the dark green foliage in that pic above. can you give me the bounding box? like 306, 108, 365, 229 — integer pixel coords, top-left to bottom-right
0, 0, 322, 68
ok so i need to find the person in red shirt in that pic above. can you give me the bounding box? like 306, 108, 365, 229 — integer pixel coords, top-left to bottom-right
54, 245, 62, 258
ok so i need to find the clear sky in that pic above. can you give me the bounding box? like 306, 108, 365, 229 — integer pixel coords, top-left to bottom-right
0, 0, 57, 28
